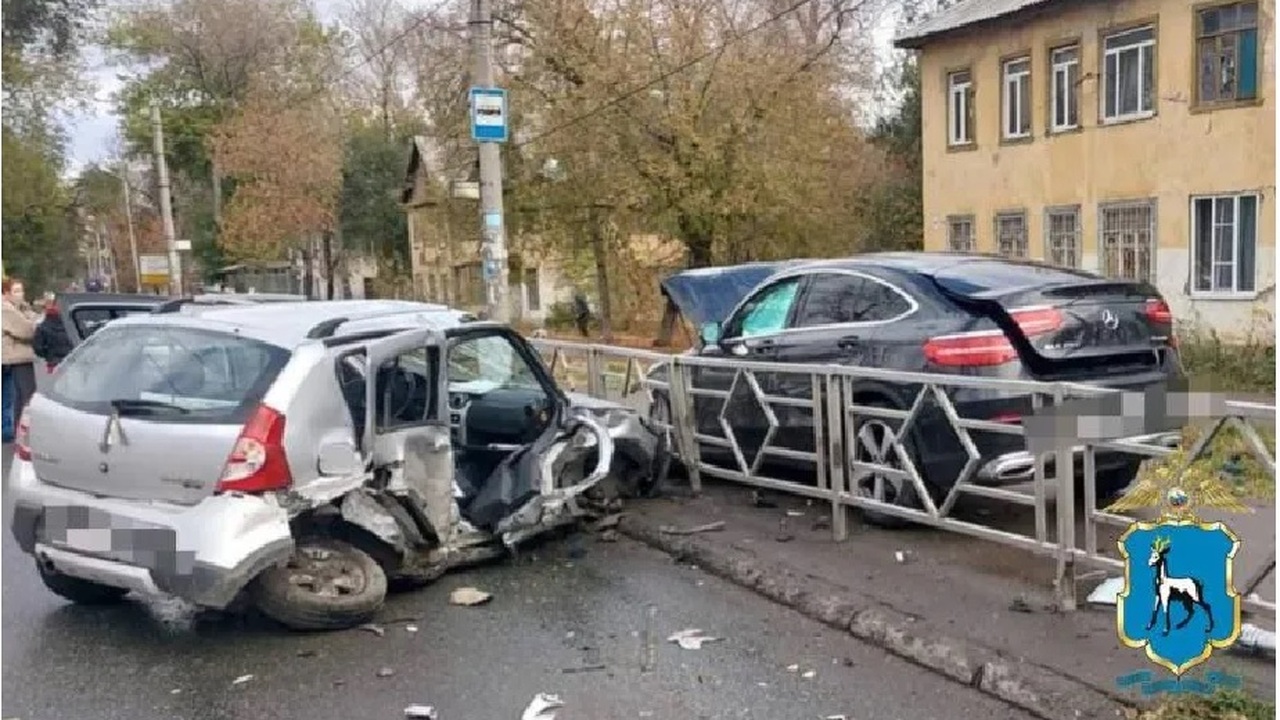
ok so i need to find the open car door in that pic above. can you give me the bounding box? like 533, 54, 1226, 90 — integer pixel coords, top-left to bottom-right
443, 326, 613, 546
360, 328, 455, 545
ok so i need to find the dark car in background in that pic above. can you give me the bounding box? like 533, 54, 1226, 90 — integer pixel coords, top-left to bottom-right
649, 252, 1183, 528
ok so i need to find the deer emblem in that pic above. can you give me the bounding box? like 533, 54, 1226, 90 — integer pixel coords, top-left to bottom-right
1146, 536, 1215, 637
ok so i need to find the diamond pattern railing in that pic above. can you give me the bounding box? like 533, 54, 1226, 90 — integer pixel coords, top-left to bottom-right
529, 339, 1276, 615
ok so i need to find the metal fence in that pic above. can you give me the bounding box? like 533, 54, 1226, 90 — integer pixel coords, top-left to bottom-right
532, 339, 1276, 616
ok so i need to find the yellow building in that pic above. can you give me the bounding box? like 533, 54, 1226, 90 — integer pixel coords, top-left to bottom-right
896, 0, 1275, 335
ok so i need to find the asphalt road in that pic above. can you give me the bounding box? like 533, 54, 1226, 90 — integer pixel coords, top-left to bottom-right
0, 444, 1036, 720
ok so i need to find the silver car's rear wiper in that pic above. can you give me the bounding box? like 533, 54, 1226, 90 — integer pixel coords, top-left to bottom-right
109, 398, 191, 416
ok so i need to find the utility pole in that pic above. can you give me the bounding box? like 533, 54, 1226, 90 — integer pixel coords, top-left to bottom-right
469, 0, 511, 322
119, 167, 141, 293
150, 101, 183, 296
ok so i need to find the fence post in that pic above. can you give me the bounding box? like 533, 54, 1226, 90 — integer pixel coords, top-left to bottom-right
1052, 384, 1078, 612
825, 373, 849, 542
668, 358, 702, 494
586, 347, 605, 398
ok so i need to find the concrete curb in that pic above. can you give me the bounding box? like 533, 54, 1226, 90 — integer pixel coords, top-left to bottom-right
618, 516, 1129, 720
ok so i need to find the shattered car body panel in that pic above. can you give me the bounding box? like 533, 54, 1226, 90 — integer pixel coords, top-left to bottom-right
10, 302, 668, 624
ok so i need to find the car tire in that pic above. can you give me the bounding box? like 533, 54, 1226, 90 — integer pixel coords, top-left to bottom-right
37, 561, 130, 605
848, 400, 938, 530
251, 537, 388, 632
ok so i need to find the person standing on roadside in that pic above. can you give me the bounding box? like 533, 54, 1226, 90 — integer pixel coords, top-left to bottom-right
32, 297, 73, 371
572, 290, 591, 338
3, 278, 40, 439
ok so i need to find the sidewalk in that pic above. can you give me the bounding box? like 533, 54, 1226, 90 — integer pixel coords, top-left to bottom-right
610, 482, 1276, 720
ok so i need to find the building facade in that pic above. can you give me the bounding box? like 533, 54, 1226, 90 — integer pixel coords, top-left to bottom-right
897, 0, 1275, 336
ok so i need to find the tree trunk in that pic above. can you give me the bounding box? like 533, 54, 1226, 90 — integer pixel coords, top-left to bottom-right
678, 213, 715, 268
322, 230, 336, 300
211, 159, 223, 237
589, 207, 614, 343
302, 241, 315, 300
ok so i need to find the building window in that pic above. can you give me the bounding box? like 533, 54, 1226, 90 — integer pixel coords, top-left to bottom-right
1099, 200, 1156, 282
1045, 206, 1082, 267
947, 70, 974, 146
1002, 57, 1032, 139
947, 215, 975, 251
995, 211, 1028, 257
1050, 45, 1080, 131
525, 267, 541, 311
454, 263, 485, 306
1196, 2, 1259, 105
1191, 194, 1257, 294
1102, 25, 1157, 122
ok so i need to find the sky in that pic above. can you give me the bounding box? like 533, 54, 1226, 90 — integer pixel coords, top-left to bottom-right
61, 0, 902, 177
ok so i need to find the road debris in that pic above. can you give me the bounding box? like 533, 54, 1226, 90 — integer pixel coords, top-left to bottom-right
785, 510, 805, 517
359, 623, 386, 637
1233, 623, 1277, 659
802, 669, 817, 679
561, 664, 607, 674
449, 587, 493, 606
1086, 576, 1123, 605
751, 491, 778, 509
659, 521, 725, 536
894, 550, 913, 564
786, 664, 800, 672
520, 693, 564, 720
170, 688, 181, 695
406, 625, 419, 633
376, 667, 396, 678
231, 674, 254, 686
403, 705, 438, 719
667, 628, 720, 650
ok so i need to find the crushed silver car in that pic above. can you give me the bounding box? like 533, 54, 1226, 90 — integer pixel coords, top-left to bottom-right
9, 300, 668, 630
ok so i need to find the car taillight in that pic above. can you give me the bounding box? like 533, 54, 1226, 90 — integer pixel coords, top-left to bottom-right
1143, 298, 1173, 325
14, 410, 31, 461
215, 404, 292, 494
1008, 306, 1064, 335
923, 306, 1064, 368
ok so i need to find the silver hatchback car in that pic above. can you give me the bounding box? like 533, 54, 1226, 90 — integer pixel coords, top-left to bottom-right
9, 300, 666, 629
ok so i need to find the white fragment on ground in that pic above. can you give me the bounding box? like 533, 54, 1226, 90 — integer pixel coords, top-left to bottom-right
406, 625, 419, 633
894, 550, 913, 564
667, 628, 721, 650
403, 705, 437, 719
359, 623, 386, 637
521, 693, 564, 720
825, 715, 849, 720
785, 664, 800, 672
1236, 623, 1277, 656
376, 667, 396, 678
785, 510, 805, 517
1086, 576, 1124, 605
231, 674, 254, 686
170, 689, 182, 695
802, 669, 817, 679
449, 587, 493, 606
756, 682, 768, 688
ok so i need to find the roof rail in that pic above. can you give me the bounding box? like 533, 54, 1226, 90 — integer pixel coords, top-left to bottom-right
152, 297, 193, 314
305, 317, 350, 339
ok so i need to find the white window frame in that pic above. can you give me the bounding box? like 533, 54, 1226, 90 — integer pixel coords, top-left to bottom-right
1050, 45, 1080, 132
1101, 25, 1157, 123
1189, 193, 1260, 298
947, 70, 973, 146
1044, 205, 1082, 268
1002, 57, 1032, 139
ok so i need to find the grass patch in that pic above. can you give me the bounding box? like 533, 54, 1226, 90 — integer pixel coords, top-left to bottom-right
1130, 690, 1276, 720
1177, 310, 1275, 395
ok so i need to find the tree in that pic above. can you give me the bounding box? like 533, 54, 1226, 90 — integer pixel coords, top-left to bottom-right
210, 82, 344, 294
511, 0, 883, 273
340, 120, 419, 276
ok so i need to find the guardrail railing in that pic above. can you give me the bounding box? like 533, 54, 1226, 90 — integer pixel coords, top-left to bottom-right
532, 339, 1276, 616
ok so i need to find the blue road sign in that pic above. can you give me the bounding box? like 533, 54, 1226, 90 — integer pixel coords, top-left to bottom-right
469, 87, 508, 143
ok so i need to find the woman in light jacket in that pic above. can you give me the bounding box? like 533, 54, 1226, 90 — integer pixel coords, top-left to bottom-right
2, 277, 40, 439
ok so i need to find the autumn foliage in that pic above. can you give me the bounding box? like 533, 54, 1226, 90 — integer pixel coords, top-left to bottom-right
209, 84, 343, 261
